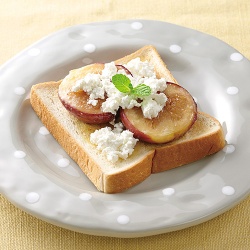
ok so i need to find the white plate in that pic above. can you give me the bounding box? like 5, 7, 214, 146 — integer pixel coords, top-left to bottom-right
0, 20, 249, 238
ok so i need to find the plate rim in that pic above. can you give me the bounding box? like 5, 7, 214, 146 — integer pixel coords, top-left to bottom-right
0, 19, 249, 238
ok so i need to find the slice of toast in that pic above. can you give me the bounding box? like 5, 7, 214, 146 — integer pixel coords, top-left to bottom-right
30, 45, 225, 193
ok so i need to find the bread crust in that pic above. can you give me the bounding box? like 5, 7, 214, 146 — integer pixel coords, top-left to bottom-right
30, 45, 225, 193
30, 81, 104, 190
115, 45, 177, 83
152, 112, 225, 173
31, 81, 156, 193
103, 150, 154, 193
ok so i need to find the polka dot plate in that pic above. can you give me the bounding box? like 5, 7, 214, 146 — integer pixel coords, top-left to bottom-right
0, 20, 249, 238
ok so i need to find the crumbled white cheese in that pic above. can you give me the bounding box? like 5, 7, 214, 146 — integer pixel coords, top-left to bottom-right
72, 58, 168, 119
72, 74, 104, 106
90, 123, 138, 163
141, 93, 168, 119
125, 57, 155, 78
70, 57, 168, 161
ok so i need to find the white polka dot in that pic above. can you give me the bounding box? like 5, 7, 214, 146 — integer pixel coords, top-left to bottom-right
39, 126, 50, 135
82, 57, 93, 64
169, 45, 182, 53
14, 87, 26, 95
223, 144, 235, 154
186, 38, 199, 46
69, 32, 86, 40
230, 53, 243, 62
57, 158, 70, 168
28, 48, 40, 56
79, 193, 92, 201
14, 150, 26, 159
131, 21, 143, 30
26, 192, 40, 203
83, 44, 96, 53
227, 86, 239, 95
162, 188, 175, 196
222, 186, 235, 196
117, 215, 130, 225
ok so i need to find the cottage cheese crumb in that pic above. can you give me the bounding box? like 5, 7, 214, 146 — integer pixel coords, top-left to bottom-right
71, 57, 168, 161
90, 123, 138, 162
72, 58, 168, 119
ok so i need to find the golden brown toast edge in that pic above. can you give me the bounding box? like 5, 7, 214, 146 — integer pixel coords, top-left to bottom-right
152, 112, 225, 173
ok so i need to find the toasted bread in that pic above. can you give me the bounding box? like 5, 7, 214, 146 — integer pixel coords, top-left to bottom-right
30, 45, 225, 193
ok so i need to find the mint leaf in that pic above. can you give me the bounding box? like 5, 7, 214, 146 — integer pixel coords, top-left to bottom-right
132, 84, 151, 96
112, 74, 133, 93
112, 74, 152, 97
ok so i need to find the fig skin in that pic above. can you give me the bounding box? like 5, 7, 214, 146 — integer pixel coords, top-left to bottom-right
58, 63, 115, 124
59, 94, 115, 124
120, 82, 198, 144
58, 63, 133, 124
120, 109, 154, 143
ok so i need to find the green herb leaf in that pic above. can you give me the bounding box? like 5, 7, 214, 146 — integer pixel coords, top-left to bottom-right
112, 74, 133, 93
112, 74, 152, 97
132, 84, 152, 96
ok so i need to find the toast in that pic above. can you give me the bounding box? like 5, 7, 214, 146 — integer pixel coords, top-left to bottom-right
30, 45, 225, 193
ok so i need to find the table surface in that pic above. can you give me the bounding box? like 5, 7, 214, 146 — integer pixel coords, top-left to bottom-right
0, 1, 249, 249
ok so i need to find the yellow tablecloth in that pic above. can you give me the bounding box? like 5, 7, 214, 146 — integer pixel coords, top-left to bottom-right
0, 0, 249, 249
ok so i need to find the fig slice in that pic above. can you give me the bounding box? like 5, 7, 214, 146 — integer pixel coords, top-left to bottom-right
120, 82, 197, 143
58, 63, 114, 124
115, 64, 133, 77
